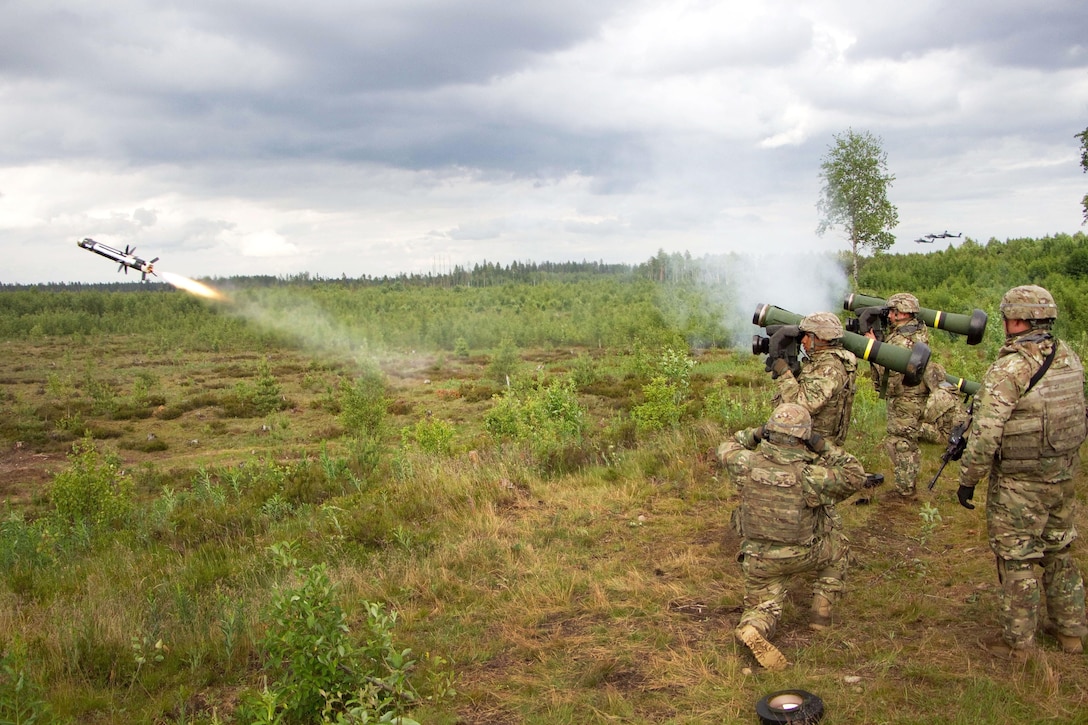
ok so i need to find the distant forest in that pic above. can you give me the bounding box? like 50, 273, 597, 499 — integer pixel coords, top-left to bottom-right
6, 231, 1087, 291
2, 232, 1087, 351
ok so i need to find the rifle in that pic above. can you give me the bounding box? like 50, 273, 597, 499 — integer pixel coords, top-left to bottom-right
927, 417, 971, 490
751, 324, 802, 379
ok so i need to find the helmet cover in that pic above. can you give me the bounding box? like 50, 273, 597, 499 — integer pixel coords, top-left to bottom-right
1000, 285, 1057, 321
799, 312, 845, 341
886, 293, 921, 314
764, 402, 813, 440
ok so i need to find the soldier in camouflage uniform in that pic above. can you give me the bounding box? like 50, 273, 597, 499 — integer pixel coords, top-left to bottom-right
958, 285, 1088, 657
719, 403, 866, 670
919, 362, 970, 444
771, 312, 858, 445
869, 292, 930, 498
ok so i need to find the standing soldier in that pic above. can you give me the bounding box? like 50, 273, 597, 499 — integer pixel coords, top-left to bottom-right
719, 403, 866, 670
958, 285, 1088, 657
869, 292, 929, 499
772, 312, 857, 445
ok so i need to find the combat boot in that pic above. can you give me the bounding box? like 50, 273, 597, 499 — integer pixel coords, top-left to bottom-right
982, 634, 1032, 661
809, 594, 832, 631
1043, 621, 1085, 654
734, 625, 788, 671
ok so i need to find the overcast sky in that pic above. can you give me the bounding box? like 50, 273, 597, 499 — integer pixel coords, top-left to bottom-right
2, 0, 1086, 285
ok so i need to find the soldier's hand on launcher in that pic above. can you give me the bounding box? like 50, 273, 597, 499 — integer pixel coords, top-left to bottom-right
769, 357, 792, 379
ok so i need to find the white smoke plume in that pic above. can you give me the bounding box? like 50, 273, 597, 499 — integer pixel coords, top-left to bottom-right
692, 252, 851, 347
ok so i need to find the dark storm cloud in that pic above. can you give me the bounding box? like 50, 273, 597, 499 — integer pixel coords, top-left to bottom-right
194, 0, 628, 92
0, 0, 635, 173
1, 0, 1086, 285
1, 1, 624, 89
844, 1, 1086, 69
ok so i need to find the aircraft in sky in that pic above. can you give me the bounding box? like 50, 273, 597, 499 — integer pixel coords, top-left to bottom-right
915, 231, 963, 243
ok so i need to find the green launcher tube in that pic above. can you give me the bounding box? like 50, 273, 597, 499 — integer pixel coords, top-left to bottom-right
844, 293, 988, 345
754, 303, 930, 386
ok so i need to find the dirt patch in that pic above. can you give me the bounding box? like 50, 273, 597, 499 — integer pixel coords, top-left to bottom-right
0, 446, 66, 502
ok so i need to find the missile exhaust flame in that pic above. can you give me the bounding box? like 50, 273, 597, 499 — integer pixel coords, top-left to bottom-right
160, 272, 227, 301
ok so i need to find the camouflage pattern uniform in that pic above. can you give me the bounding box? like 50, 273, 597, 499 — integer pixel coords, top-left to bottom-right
719, 403, 866, 658
960, 285, 1088, 653
774, 312, 858, 445
877, 293, 929, 497
919, 362, 969, 444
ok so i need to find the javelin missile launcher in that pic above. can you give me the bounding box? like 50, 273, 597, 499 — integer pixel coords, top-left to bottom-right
843, 293, 982, 396
753, 303, 930, 387
844, 293, 988, 345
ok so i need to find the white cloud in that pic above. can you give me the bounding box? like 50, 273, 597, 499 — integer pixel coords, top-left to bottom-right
0, 0, 1085, 284
237, 230, 299, 258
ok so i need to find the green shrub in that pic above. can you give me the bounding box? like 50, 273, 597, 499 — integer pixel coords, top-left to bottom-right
220, 359, 289, 418
85, 377, 119, 416
487, 338, 521, 384
570, 353, 600, 389
339, 370, 387, 437
703, 380, 773, 431
630, 346, 696, 431
655, 346, 696, 386
49, 437, 133, 529
252, 357, 288, 415
484, 379, 585, 443
401, 417, 455, 456
484, 379, 588, 474
0, 511, 57, 597
483, 394, 522, 439
240, 543, 432, 724
631, 376, 685, 431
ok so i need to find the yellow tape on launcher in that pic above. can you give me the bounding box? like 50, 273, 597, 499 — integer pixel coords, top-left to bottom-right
754, 303, 931, 387
754, 302, 980, 397
844, 293, 988, 345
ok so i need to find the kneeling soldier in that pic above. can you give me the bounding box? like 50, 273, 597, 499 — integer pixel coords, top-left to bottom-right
719, 403, 866, 670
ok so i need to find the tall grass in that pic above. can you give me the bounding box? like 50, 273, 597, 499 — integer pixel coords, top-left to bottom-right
1, 263, 1087, 722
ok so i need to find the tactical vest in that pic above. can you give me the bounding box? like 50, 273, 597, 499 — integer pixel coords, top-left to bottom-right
739, 458, 817, 545
883, 320, 927, 394
891, 320, 925, 339
1000, 340, 1088, 472
810, 348, 857, 445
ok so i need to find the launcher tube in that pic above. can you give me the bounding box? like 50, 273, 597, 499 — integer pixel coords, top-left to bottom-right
755, 303, 931, 386
844, 293, 988, 345
756, 303, 980, 395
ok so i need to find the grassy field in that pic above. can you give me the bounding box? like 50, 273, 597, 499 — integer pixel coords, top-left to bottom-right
1, 323, 1087, 724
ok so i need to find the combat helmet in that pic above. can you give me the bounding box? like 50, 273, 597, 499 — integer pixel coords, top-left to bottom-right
764, 403, 812, 440
1000, 285, 1057, 321
886, 293, 920, 314
799, 312, 844, 341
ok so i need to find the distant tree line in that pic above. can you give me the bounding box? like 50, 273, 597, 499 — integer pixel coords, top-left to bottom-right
2, 251, 714, 292
856, 231, 1088, 338
3, 233, 1087, 350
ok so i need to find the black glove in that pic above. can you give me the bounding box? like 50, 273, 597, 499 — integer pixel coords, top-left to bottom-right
806, 432, 829, 455
752, 426, 765, 442
957, 485, 976, 510
769, 357, 792, 379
